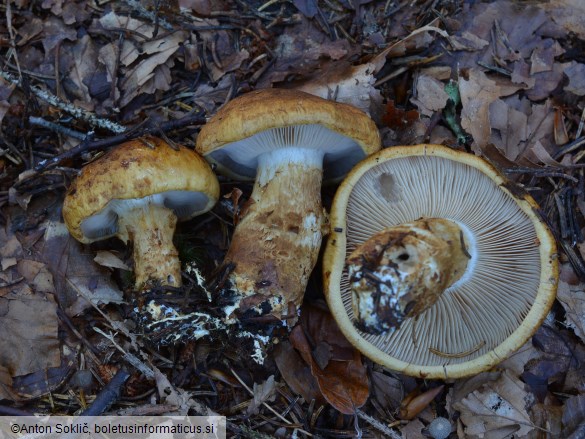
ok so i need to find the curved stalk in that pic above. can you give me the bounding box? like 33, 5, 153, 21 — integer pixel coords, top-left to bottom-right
347, 218, 473, 334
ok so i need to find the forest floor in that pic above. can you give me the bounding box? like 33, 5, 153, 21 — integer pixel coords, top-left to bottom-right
1, 0, 585, 437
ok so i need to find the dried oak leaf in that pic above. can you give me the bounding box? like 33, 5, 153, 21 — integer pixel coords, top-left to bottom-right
498, 340, 542, 377
154, 366, 219, 416
119, 31, 189, 107
39, 221, 123, 316
544, 0, 585, 40
556, 280, 585, 343
563, 62, 585, 96
399, 418, 426, 439
383, 100, 419, 131
489, 98, 528, 161
247, 375, 276, 416
0, 283, 60, 377
0, 225, 59, 382
448, 31, 489, 51
258, 15, 353, 87
274, 341, 325, 405
99, 11, 156, 39
459, 69, 502, 152
371, 370, 404, 413
411, 75, 449, 117
529, 400, 563, 438
454, 370, 534, 437
0, 78, 14, 126
562, 394, 585, 437
64, 34, 98, 105
94, 251, 131, 271
296, 62, 383, 119
195, 19, 250, 82
289, 303, 369, 415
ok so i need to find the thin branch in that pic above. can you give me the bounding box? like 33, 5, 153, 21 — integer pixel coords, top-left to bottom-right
33, 111, 206, 172
355, 409, 402, 438
0, 70, 127, 134
79, 368, 131, 416
29, 116, 87, 140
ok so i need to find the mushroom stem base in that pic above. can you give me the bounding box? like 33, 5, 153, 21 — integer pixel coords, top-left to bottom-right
347, 218, 472, 334
221, 160, 326, 320
117, 203, 181, 291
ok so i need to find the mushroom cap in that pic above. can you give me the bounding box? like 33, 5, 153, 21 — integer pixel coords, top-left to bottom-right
323, 144, 558, 379
195, 88, 381, 181
63, 137, 220, 244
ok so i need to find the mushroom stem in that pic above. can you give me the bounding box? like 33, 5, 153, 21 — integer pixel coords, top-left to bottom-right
346, 218, 474, 334
116, 203, 181, 290
222, 147, 326, 318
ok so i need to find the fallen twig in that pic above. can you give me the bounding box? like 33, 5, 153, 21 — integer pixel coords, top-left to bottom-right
0, 70, 126, 134
33, 111, 206, 172
79, 368, 131, 416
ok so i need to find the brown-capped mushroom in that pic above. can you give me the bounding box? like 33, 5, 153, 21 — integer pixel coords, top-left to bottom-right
196, 88, 381, 321
63, 137, 219, 315
323, 144, 558, 379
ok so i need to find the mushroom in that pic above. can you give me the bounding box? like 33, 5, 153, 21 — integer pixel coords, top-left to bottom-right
63, 137, 220, 294
196, 88, 380, 319
323, 144, 558, 379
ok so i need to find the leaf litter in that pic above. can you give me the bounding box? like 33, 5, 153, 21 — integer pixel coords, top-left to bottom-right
1, 0, 585, 436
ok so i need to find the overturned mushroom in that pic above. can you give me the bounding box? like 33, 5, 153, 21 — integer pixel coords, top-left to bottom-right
62, 137, 220, 339
196, 88, 381, 320
323, 144, 558, 379
346, 217, 472, 334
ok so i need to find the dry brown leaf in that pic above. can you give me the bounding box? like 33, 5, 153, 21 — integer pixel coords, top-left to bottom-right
0, 227, 24, 261
544, 0, 585, 40
258, 15, 354, 86
498, 341, 542, 377
525, 62, 567, 101
274, 341, 325, 405
247, 375, 276, 416
489, 98, 528, 161
296, 62, 382, 119
15, 17, 43, 46
289, 303, 369, 414
374, 20, 447, 61
119, 31, 188, 107
0, 365, 18, 401
530, 140, 562, 166
41, 16, 76, 53
400, 418, 426, 439
94, 251, 131, 271
454, 370, 535, 438
400, 386, 444, 420
459, 69, 501, 152
370, 370, 404, 413
562, 394, 585, 437
448, 31, 489, 51
66, 34, 98, 104
194, 18, 250, 81
0, 283, 60, 377
529, 400, 563, 438
556, 280, 585, 343
99, 11, 155, 39
530, 41, 563, 75
154, 366, 219, 416
411, 75, 449, 117
563, 62, 585, 96
17, 259, 55, 294
0, 78, 14, 126
40, 221, 123, 316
